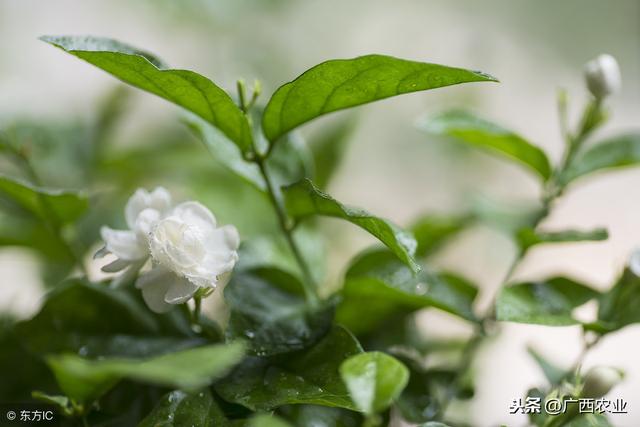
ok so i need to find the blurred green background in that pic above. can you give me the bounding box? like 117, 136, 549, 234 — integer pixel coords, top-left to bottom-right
0, 1, 638, 426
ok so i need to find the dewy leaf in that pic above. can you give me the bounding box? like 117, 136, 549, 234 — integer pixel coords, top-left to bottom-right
225, 268, 335, 356
560, 134, 640, 186
0, 175, 88, 223
41, 36, 253, 154
598, 268, 640, 333
336, 249, 478, 335
516, 227, 608, 252
215, 326, 363, 411
339, 351, 409, 415
419, 110, 552, 180
496, 277, 600, 326
283, 179, 419, 272
46, 342, 246, 403
138, 390, 229, 427
410, 214, 471, 257
263, 55, 497, 142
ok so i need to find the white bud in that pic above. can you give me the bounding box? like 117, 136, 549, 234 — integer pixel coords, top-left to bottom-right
582, 366, 623, 398
584, 54, 621, 100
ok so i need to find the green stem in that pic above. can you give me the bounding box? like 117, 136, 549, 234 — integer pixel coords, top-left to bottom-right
255, 157, 318, 305
440, 99, 606, 423
191, 296, 203, 329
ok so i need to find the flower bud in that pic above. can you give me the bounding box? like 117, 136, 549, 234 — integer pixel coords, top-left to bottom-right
581, 366, 623, 398
584, 54, 621, 100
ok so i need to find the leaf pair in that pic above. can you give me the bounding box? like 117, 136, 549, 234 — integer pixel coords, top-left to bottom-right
43, 35, 496, 155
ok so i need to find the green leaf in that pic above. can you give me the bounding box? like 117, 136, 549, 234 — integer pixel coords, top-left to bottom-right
138, 390, 229, 427
185, 116, 265, 190
263, 55, 496, 142
339, 351, 409, 414
46, 342, 246, 403
516, 227, 608, 252
309, 118, 356, 189
410, 214, 471, 257
0, 175, 88, 223
419, 110, 552, 180
277, 405, 362, 427
225, 268, 335, 356
17, 280, 194, 355
561, 134, 640, 185
527, 347, 568, 385
598, 268, 640, 332
249, 414, 294, 427
496, 278, 599, 326
215, 326, 363, 411
42, 35, 253, 154
337, 249, 478, 335
283, 179, 419, 272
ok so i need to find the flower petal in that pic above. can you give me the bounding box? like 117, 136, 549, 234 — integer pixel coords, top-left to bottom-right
172, 201, 217, 231
164, 277, 199, 304
135, 266, 175, 313
100, 226, 147, 261
125, 187, 172, 229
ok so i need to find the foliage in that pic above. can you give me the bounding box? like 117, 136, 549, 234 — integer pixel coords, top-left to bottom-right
0, 34, 636, 427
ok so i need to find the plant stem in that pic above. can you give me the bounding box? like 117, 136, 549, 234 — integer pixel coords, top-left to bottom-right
255, 156, 318, 305
440, 99, 605, 423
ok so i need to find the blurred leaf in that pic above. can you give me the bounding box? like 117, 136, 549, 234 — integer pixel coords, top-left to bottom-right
215, 326, 362, 411
419, 111, 552, 180
237, 226, 326, 285
527, 347, 568, 385
249, 414, 293, 427
17, 280, 194, 355
565, 414, 613, 427
418, 423, 453, 427
225, 268, 335, 356
516, 227, 608, 252
42, 36, 253, 154
277, 404, 362, 427
284, 179, 419, 272
0, 174, 88, 223
496, 278, 599, 326
471, 194, 544, 234
339, 351, 409, 414
561, 134, 640, 185
598, 268, 640, 333
46, 342, 246, 403
410, 214, 471, 257
309, 118, 356, 189
0, 319, 57, 401
262, 55, 496, 142
185, 116, 266, 190
138, 390, 229, 427
337, 249, 478, 335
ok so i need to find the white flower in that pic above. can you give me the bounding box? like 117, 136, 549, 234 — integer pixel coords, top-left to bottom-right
136, 201, 240, 313
629, 248, 640, 276
584, 54, 621, 100
97, 187, 172, 272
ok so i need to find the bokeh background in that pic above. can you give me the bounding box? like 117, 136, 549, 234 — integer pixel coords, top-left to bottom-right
1, 1, 638, 426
